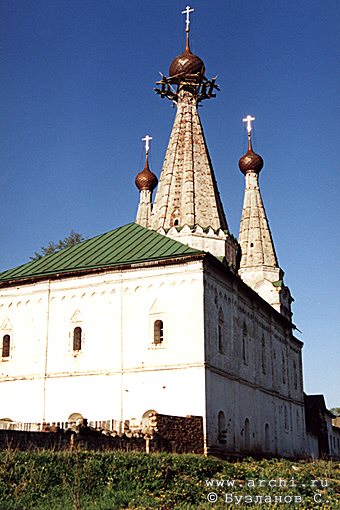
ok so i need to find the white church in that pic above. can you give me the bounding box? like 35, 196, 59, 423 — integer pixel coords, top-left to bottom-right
0, 7, 308, 458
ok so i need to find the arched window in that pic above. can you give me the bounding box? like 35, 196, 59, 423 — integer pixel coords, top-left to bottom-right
73, 327, 82, 351
293, 360, 298, 390
218, 411, 226, 443
2, 335, 10, 358
282, 353, 286, 384
242, 323, 248, 364
218, 308, 224, 354
264, 423, 270, 451
244, 418, 250, 449
284, 405, 289, 430
261, 335, 266, 374
154, 320, 163, 345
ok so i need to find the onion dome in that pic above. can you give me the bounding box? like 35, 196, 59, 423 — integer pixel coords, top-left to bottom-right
169, 35, 205, 81
239, 136, 264, 175
135, 155, 158, 192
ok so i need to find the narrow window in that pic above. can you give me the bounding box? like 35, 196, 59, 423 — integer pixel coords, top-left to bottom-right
264, 423, 270, 450
293, 360, 298, 390
284, 405, 289, 430
218, 411, 226, 443
242, 323, 248, 364
218, 309, 224, 354
154, 320, 163, 345
261, 335, 266, 374
282, 353, 286, 384
73, 327, 82, 351
2, 335, 10, 358
244, 418, 250, 449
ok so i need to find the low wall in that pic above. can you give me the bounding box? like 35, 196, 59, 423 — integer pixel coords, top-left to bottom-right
155, 414, 204, 454
0, 414, 204, 454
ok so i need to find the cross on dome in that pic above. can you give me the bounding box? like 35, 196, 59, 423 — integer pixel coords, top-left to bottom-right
142, 135, 152, 155
182, 5, 194, 33
243, 115, 255, 134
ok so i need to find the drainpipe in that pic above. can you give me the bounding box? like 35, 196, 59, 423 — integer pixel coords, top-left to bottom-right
119, 273, 124, 433
43, 280, 51, 422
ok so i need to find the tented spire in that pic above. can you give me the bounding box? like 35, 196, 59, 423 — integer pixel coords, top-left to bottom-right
238, 117, 292, 319
150, 87, 228, 233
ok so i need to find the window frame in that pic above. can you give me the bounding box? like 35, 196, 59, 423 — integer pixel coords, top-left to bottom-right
69, 311, 84, 356
153, 319, 164, 346
148, 311, 166, 349
217, 410, 226, 444
242, 323, 248, 364
217, 308, 225, 354
1, 320, 13, 361
2, 334, 11, 359
72, 326, 82, 352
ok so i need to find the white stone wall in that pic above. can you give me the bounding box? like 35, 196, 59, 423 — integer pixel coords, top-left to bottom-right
0, 261, 206, 426
0, 256, 307, 457
203, 266, 306, 458
306, 433, 319, 459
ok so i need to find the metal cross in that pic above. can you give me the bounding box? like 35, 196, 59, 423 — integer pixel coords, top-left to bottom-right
243, 115, 255, 133
182, 5, 194, 32
142, 135, 152, 155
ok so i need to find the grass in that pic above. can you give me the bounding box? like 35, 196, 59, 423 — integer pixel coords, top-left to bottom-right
0, 450, 339, 509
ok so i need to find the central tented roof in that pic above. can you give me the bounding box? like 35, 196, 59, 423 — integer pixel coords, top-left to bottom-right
0, 223, 202, 284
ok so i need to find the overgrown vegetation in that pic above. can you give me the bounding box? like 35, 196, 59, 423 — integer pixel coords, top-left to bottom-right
30, 231, 85, 261
0, 450, 338, 509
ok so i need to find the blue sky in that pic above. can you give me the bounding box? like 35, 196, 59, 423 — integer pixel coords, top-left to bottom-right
0, 0, 339, 408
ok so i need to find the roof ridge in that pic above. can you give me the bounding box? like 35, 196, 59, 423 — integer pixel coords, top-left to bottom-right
0, 223, 202, 284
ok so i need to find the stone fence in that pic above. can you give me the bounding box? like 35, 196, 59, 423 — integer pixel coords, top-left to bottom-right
0, 413, 204, 454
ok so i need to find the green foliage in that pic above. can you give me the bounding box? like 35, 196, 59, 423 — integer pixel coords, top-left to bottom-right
0, 450, 339, 509
330, 407, 340, 416
30, 231, 85, 261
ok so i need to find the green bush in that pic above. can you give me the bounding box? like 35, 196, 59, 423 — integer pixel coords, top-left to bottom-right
0, 450, 338, 509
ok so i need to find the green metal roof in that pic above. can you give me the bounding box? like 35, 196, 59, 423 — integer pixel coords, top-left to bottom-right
0, 223, 202, 284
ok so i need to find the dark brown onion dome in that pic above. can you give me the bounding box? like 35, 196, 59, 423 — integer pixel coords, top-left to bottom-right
135, 155, 158, 192
239, 137, 264, 175
169, 37, 205, 80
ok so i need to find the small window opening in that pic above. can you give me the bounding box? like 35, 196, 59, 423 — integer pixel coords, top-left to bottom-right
261, 335, 266, 374
284, 405, 289, 430
293, 360, 298, 390
250, 242, 254, 247
73, 327, 82, 351
154, 320, 163, 345
218, 324, 223, 353
174, 219, 179, 226
282, 353, 286, 384
242, 323, 248, 364
264, 423, 270, 450
218, 411, 226, 444
244, 418, 250, 449
218, 309, 224, 354
2, 335, 10, 358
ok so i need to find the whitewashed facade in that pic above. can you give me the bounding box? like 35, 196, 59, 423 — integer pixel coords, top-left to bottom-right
0, 16, 310, 458
0, 260, 206, 424
0, 246, 307, 457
